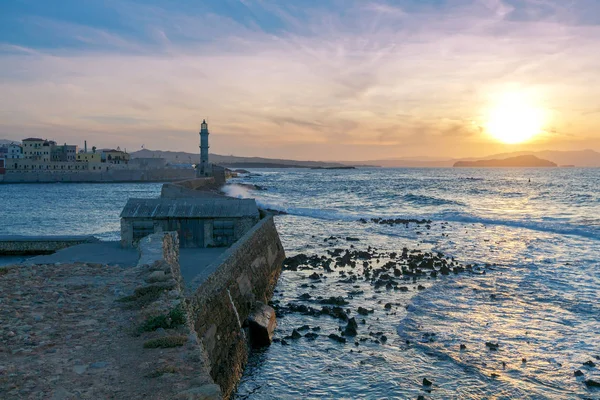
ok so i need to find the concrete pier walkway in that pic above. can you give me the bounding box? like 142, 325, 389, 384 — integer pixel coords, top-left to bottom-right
25, 242, 138, 267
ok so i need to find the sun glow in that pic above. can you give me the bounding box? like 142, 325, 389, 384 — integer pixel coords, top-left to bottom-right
485, 93, 545, 144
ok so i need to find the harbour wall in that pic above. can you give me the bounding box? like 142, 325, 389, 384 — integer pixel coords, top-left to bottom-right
187, 216, 285, 398
0, 235, 100, 255
0, 168, 196, 183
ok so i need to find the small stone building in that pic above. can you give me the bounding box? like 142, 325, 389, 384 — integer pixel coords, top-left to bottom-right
120, 197, 260, 248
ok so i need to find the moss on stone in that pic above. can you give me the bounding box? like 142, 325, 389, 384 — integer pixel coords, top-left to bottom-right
117, 285, 170, 308
144, 365, 179, 378
138, 304, 187, 333
143, 335, 187, 349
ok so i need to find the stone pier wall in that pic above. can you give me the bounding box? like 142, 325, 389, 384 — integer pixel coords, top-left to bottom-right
0, 235, 100, 255
187, 216, 285, 399
0, 168, 195, 183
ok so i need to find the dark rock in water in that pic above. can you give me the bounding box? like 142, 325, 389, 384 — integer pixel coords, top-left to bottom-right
344, 318, 358, 337
309, 272, 321, 280
574, 370, 584, 377
291, 329, 302, 339
321, 306, 349, 321
328, 334, 347, 344
417, 285, 425, 290
320, 296, 349, 306
417, 396, 425, 400
521, 358, 527, 363
281, 339, 289, 346
585, 379, 600, 388
346, 237, 360, 242
384, 303, 392, 309
380, 335, 387, 343
460, 344, 467, 350
299, 293, 312, 300
311, 326, 321, 331
583, 360, 596, 368
422, 378, 433, 386
304, 332, 319, 340
357, 307, 373, 316
247, 302, 277, 347
397, 286, 409, 292
297, 325, 311, 331
485, 342, 499, 351
491, 373, 499, 378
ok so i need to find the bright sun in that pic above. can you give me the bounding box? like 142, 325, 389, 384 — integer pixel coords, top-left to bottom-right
485, 93, 545, 144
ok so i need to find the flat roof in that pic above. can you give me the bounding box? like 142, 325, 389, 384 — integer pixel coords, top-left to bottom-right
120, 197, 259, 219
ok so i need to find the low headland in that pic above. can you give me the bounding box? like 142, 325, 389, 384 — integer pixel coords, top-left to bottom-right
453, 155, 557, 167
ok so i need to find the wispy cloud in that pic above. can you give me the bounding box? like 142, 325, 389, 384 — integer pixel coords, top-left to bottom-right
0, 0, 599, 159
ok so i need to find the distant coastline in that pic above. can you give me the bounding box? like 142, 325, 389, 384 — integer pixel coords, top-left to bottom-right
454, 155, 557, 167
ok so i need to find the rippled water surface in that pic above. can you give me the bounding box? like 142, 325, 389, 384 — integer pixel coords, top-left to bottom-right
1, 169, 599, 398
227, 168, 600, 399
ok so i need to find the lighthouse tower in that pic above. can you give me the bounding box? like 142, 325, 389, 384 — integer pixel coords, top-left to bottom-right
198, 119, 212, 176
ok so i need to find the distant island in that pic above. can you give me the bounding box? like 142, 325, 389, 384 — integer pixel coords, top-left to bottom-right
310, 166, 356, 170
454, 155, 557, 167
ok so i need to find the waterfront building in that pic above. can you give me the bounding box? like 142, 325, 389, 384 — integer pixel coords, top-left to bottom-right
22, 138, 46, 161
120, 197, 259, 248
7, 143, 23, 159
51, 144, 78, 162
76, 152, 101, 163
100, 148, 130, 164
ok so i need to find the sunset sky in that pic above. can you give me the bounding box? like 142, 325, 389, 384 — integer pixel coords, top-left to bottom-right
1, 0, 599, 161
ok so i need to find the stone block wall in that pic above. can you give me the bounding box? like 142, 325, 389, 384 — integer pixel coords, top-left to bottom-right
188, 216, 285, 399
135, 232, 221, 399
0, 235, 100, 255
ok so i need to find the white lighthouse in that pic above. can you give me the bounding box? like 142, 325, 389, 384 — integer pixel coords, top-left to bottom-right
198, 119, 212, 176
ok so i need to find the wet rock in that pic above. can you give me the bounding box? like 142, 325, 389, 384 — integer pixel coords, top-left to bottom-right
422, 378, 433, 386
357, 307, 373, 316
281, 339, 289, 346
343, 318, 358, 337
345, 237, 360, 242
328, 334, 346, 344
585, 379, 600, 388
491, 373, 499, 378
380, 335, 387, 343
321, 306, 348, 321
308, 272, 321, 280
297, 325, 310, 331
574, 370, 584, 377
583, 360, 596, 368
304, 332, 319, 340
320, 296, 349, 306
485, 342, 499, 351
460, 344, 467, 350
291, 329, 302, 340
299, 293, 311, 300
247, 302, 277, 347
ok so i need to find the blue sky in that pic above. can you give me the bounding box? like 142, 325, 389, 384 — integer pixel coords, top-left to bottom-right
1, 0, 599, 160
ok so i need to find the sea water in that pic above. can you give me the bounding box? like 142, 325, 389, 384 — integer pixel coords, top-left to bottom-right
0, 169, 598, 398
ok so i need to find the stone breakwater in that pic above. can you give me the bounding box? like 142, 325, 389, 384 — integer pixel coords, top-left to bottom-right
188, 216, 285, 399
0, 216, 285, 399
0, 235, 100, 256
0, 232, 219, 399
